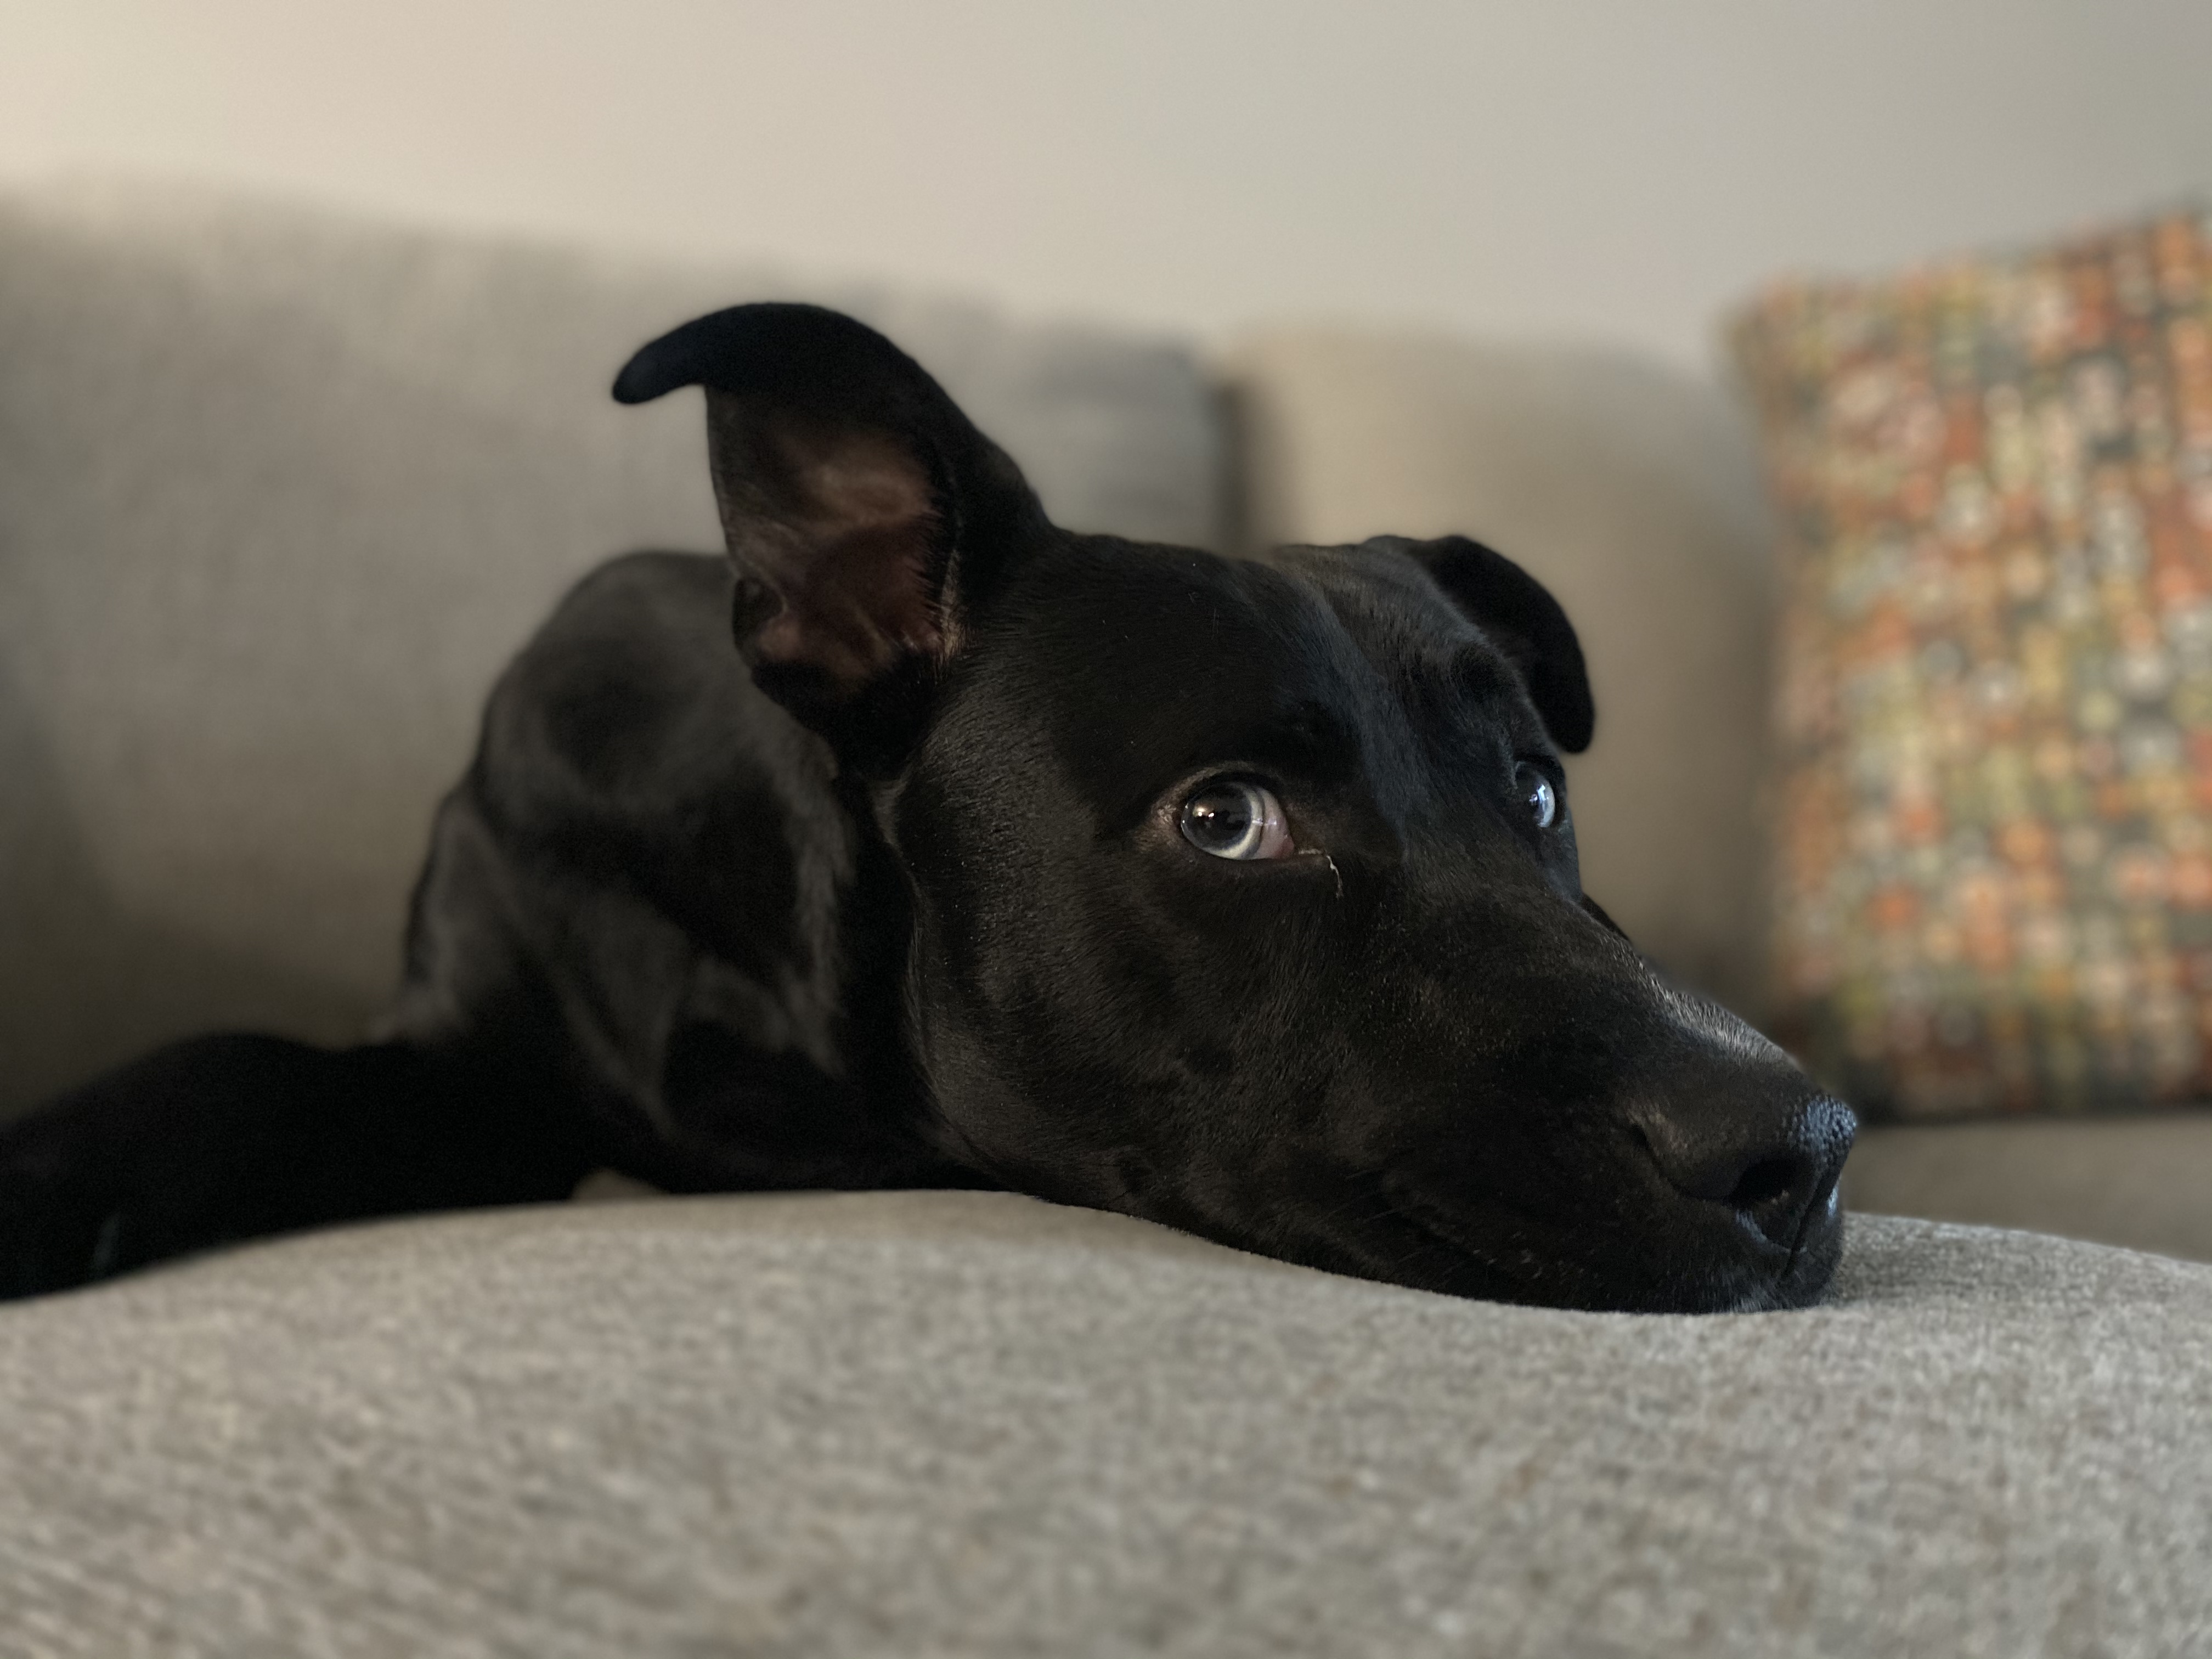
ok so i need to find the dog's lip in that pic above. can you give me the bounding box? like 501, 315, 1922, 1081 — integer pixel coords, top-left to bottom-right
1376, 1180, 1588, 1304
1384, 1190, 1510, 1273
1380, 1176, 1829, 1313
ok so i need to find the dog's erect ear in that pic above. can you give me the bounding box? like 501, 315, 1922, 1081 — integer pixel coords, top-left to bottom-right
614, 303, 1048, 761
1403, 535, 1595, 754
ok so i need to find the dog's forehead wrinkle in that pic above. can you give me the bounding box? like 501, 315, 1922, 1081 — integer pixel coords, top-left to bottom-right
1238, 553, 1487, 796
1260, 540, 1548, 769
1279, 576, 1438, 817
972, 541, 1432, 817
1265, 543, 1469, 654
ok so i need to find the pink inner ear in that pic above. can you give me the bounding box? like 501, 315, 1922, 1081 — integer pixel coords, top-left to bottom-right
709, 397, 946, 693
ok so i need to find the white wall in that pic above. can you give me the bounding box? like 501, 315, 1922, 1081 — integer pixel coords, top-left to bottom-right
3, 0, 2208, 368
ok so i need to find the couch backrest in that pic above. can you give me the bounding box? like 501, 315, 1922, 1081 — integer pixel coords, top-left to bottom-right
0, 180, 1225, 1111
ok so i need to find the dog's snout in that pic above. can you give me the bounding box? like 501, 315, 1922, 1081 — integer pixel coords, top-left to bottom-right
1633, 1093, 1857, 1250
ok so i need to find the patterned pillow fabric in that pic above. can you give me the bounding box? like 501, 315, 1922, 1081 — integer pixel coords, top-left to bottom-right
1734, 208, 2212, 1120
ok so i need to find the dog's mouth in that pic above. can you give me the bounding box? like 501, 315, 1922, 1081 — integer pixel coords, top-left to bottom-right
1373, 1181, 1582, 1305
1376, 1180, 1841, 1314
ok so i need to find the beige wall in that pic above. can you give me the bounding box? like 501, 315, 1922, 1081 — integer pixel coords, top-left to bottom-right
4, 0, 2208, 365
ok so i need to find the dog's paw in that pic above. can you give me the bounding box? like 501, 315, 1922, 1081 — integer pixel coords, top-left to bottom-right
0, 1121, 135, 1301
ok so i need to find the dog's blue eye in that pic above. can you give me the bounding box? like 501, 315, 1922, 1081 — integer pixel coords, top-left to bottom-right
1518, 764, 1558, 830
1179, 780, 1294, 861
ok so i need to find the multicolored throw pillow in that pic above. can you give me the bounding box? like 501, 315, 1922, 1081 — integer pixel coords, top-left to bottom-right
1734, 208, 2212, 1119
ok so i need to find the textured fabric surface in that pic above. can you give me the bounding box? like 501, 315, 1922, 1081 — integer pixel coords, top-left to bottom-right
1, 1191, 2207, 1658
1847, 1107, 2212, 1262
1735, 207, 2212, 1120
1225, 329, 1779, 1015
0, 178, 1225, 1113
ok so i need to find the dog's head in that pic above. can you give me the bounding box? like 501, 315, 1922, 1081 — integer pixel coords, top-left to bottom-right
616, 304, 1853, 1313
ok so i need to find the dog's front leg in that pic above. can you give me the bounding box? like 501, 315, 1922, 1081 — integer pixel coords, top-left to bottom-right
0, 1034, 595, 1300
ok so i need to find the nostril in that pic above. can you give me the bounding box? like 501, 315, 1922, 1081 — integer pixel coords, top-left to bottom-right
1727, 1155, 1803, 1215
1726, 1153, 1827, 1250
1633, 1092, 1856, 1251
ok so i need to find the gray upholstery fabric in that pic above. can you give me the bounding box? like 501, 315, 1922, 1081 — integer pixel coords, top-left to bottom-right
0, 179, 1224, 1113
1847, 1109, 2212, 1264
1, 1192, 2206, 1657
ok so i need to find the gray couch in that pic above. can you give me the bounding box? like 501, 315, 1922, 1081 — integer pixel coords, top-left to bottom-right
4, 180, 2210, 1654
5, 1192, 2209, 1658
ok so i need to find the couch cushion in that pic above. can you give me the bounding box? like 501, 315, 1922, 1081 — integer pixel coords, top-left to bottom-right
1224, 329, 1779, 1016
1846, 1108, 2212, 1262
1, 1191, 2205, 1657
0, 180, 1226, 1113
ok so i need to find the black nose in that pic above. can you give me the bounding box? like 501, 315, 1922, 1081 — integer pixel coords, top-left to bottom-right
1633, 1092, 1857, 1250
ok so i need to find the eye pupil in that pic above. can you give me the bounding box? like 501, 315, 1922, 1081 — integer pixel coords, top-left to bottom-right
1185, 786, 1255, 851
1519, 765, 1558, 830
1178, 780, 1290, 861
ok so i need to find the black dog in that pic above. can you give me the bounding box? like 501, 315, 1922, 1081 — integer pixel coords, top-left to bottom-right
0, 304, 1853, 1311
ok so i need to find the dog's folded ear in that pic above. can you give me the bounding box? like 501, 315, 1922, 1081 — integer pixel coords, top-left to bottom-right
614, 303, 1048, 763
1402, 535, 1595, 754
